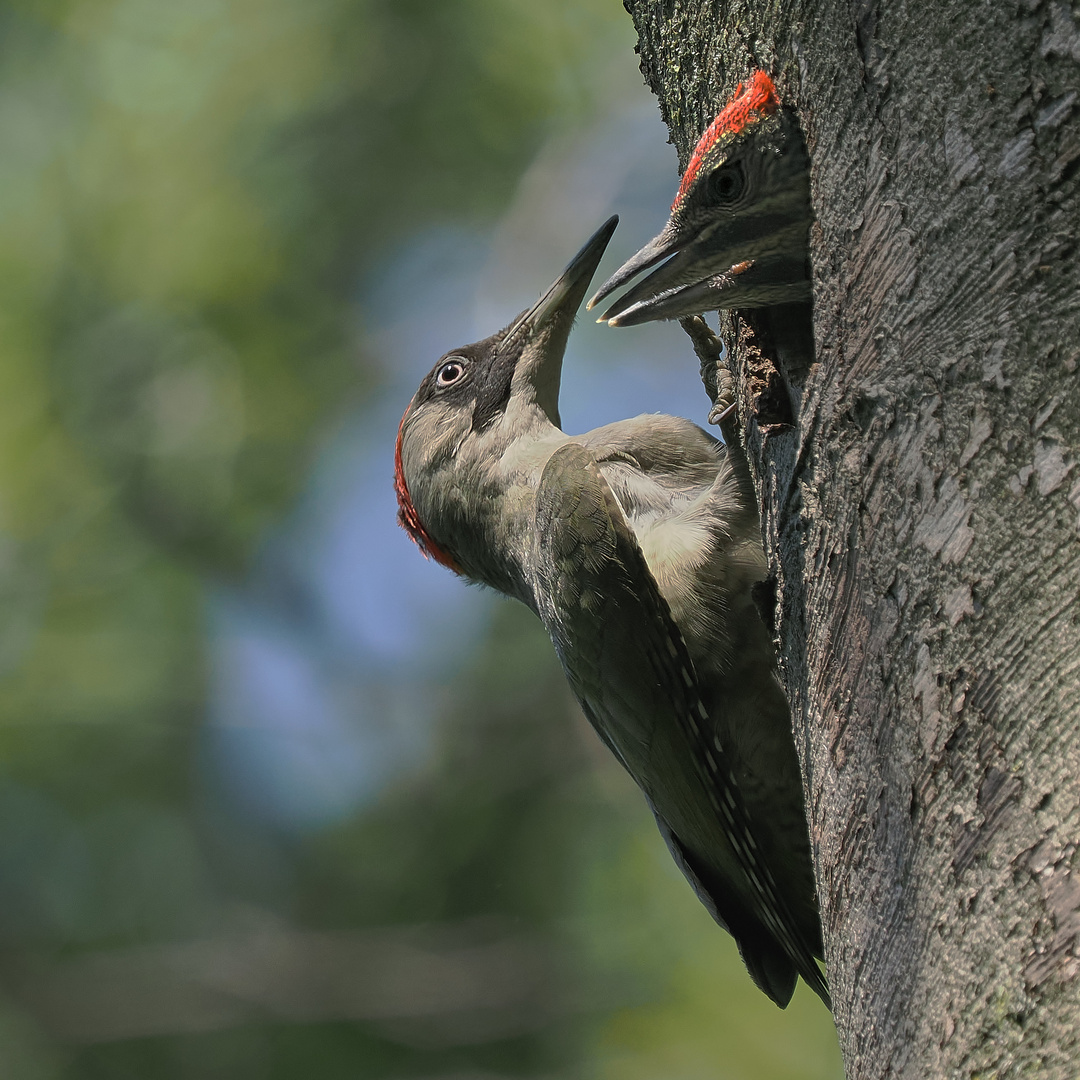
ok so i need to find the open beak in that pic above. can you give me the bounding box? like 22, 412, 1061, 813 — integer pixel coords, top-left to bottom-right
502, 215, 618, 421
588, 217, 810, 327
585, 222, 682, 316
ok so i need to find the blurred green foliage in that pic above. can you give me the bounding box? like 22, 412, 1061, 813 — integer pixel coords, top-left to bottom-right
0, 0, 843, 1076
0, 0, 618, 722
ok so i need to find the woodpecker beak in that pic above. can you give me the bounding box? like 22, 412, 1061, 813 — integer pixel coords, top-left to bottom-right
587, 217, 810, 327
503, 214, 618, 421
584, 223, 682, 314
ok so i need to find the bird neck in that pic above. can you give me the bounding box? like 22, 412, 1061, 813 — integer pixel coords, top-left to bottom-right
436, 409, 569, 607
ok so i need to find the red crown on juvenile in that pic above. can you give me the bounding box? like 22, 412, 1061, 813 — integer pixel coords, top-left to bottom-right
395, 407, 462, 574
674, 70, 780, 208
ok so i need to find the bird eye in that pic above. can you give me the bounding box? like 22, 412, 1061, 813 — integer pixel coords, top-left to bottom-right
436, 359, 466, 387
708, 164, 745, 203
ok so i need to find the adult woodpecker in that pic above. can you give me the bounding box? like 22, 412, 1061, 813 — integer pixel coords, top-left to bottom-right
395, 217, 828, 1008
588, 71, 812, 326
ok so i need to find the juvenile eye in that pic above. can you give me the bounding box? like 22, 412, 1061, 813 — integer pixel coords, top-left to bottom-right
708, 164, 745, 202
436, 359, 466, 387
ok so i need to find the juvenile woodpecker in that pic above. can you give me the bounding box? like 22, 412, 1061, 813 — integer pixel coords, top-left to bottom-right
395, 217, 827, 1008
588, 71, 812, 326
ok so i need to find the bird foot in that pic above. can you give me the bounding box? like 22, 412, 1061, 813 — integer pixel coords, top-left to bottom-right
678, 315, 736, 428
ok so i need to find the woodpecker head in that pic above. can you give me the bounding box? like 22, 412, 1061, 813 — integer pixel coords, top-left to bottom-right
588, 71, 811, 327
395, 215, 619, 585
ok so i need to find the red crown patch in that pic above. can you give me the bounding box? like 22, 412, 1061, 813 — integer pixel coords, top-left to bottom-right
675, 70, 781, 208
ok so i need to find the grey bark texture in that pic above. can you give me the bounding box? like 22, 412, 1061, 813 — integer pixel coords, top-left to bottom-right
624, 1, 1080, 1077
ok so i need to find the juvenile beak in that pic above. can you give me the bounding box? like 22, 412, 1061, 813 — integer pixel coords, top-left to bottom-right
585, 223, 681, 314
590, 217, 811, 327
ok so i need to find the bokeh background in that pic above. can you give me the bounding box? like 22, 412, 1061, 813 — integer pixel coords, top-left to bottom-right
0, 1, 843, 1077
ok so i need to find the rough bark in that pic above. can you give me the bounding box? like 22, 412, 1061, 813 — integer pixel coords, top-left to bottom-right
625, 1, 1080, 1076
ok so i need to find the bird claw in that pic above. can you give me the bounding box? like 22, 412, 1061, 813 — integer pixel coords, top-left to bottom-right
678, 315, 736, 428
709, 395, 737, 427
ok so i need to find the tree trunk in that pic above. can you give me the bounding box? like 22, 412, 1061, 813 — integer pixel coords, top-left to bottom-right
625, 1, 1080, 1076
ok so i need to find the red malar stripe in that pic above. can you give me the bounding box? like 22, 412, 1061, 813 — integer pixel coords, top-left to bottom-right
394, 405, 463, 574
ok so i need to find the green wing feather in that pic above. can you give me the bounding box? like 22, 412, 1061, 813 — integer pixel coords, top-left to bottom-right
533, 441, 829, 1008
